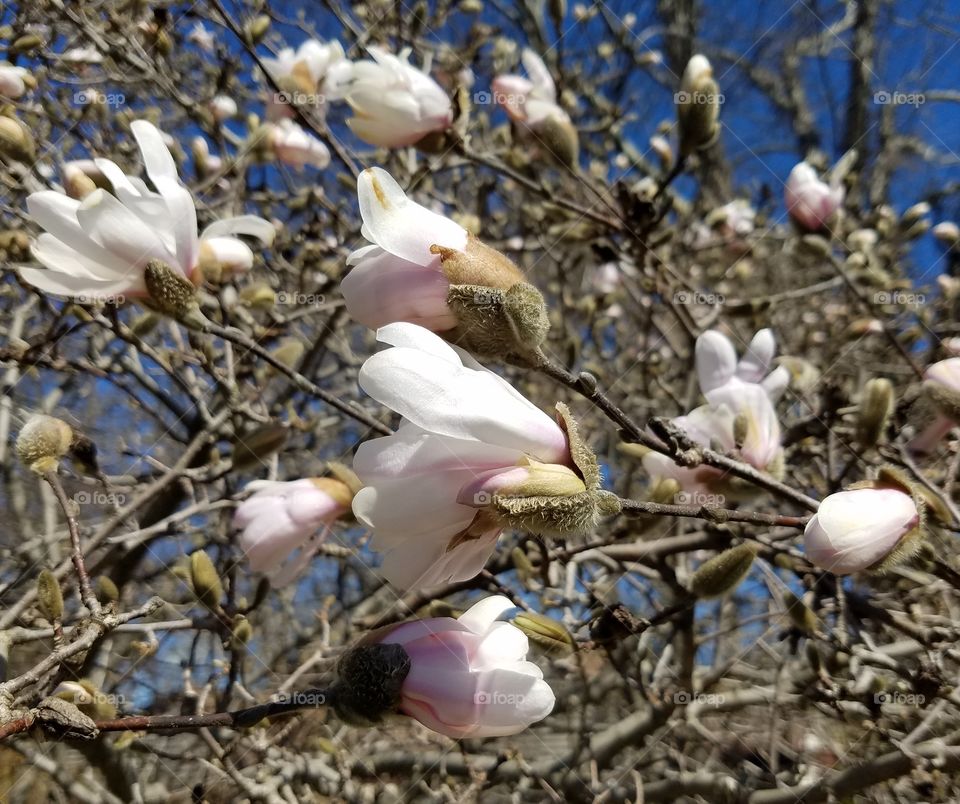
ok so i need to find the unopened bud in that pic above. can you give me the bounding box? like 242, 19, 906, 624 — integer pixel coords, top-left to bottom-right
10, 34, 44, 54
95, 576, 120, 604
240, 282, 276, 309
37, 569, 64, 623
446, 281, 550, 358
901, 202, 930, 227
650, 477, 681, 505
510, 546, 536, 583
798, 234, 832, 257
0, 115, 35, 162
533, 113, 579, 168
331, 643, 411, 726
63, 164, 98, 200
269, 338, 305, 370
932, 221, 959, 248
677, 55, 720, 157
246, 15, 271, 43
512, 611, 574, 654
17, 415, 73, 474
230, 615, 253, 649
783, 590, 818, 634
231, 423, 290, 470
857, 378, 894, 447
190, 550, 223, 611
689, 543, 757, 598
144, 259, 199, 319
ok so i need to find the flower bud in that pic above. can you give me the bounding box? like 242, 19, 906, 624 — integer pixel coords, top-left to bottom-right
650, 477, 681, 505
0, 115, 35, 162
857, 378, 895, 447
240, 282, 276, 310
230, 423, 290, 470
331, 643, 412, 726
445, 280, 550, 358
17, 415, 73, 474
144, 259, 199, 319
37, 569, 64, 623
245, 15, 271, 44
689, 543, 757, 598
534, 113, 579, 168
512, 611, 574, 654
189, 550, 223, 611
95, 576, 120, 604
932, 221, 959, 249
901, 202, 930, 227
230, 615, 253, 650
63, 163, 98, 200
782, 590, 818, 634
677, 55, 720, 157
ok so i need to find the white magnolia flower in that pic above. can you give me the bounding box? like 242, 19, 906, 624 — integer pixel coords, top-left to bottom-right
909, 357, 960, 453
785, 161, 844, 232
233, 478, 354, 586
210, 95, 238, 122
804, 487, 919, 575
375, 595, 555, 738
696, 329, 790, 401
262, 38, 351, 118
345, 47, 453, 148
266, 119, 331, 171
0, 64, 32, 99
187, 22, 216, 53
643, 384, 782, 494
20, 121, 275, 301
352, 323, 572, 589
58, 46, 104, 65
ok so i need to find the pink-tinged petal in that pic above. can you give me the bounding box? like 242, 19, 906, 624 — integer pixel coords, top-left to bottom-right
695, 330, 738, 394
738, 328, 777, 382
357, 168, 467, 264
382, 618, 468, 647
340, 247, 456, 331
456, 466, 532, 506
804, 488, 918, 575
907, 415, 955, 454
926, 358, 960, 393
379, 526, 500, 589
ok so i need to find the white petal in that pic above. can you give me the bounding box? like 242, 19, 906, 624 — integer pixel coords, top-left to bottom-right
695, 330, 738, 394
76, 189, 177, 268
130, 120, 179, 182
357, 167, 467, 264
458, 596, 516, 633
738, 329, 776, 383
201, 215, 276, 245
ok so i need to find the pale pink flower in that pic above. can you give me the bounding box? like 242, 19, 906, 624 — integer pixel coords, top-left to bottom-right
233, 478, 353, 586
353, 323, 572, 589
909, 358, 960, 453
376, 595, 555, 738
345, 47, 452, 148
696, 328, 789, 401
785, 161, 844, 232
20, 121, 274, 301
803, 488, 918, 575
267, 119, 331, 170
341, 167, 466, 331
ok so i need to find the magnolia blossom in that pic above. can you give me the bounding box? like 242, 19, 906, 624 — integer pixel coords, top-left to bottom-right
643, 384, 782, 495
785, 161, 844, 232
267, 119, 331, 170
341, 167, 467, 331
20, 121, 275, 301
262, 38, 351, 119
696, 328, 789, 400
187, 22, 216, 53
233, 478, 353, 586
345, 47, 453, 148
375, 595, 555, 738
492, 49, 577, 163
191, 136, 223, 178
0, 64, 32, 99
352, 323, 572, 589
909, 358, 960, 453
210, 95, 237, 122
804, 487, 919, 574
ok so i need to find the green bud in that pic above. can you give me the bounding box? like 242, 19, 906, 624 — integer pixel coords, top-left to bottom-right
37, 569, 64, 623
230, 615, 253, 650
190, 550, 223, 611
231, 423, 289, 470
783, 591, 818, 634
689, 544, 757, 599
513, 611, 574, 654
856, 378, 894, 447
245, 15, 271, 43
95, 576, 120, 604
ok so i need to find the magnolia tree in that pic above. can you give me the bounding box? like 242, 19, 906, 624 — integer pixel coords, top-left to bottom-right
2, 0, 960, 802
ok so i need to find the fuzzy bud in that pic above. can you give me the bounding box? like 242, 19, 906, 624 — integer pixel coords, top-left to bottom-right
512, 611, 574, 654
932, 221, 960, 249
190, 550, 223, 611
17, 415, 74, 474
95, 576, 120, 604
783, 590, 818, 634
689, 544, 757, 598
677, 55, 720, 157
230, 423, 290, 470
144, 260, 199, 319
37, 569, 64, 623
245, 15, 271, 44
0, 115, 35, 162
857, 378, 895, 447
230, 615, 253, 650
331, 643, 411, 726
